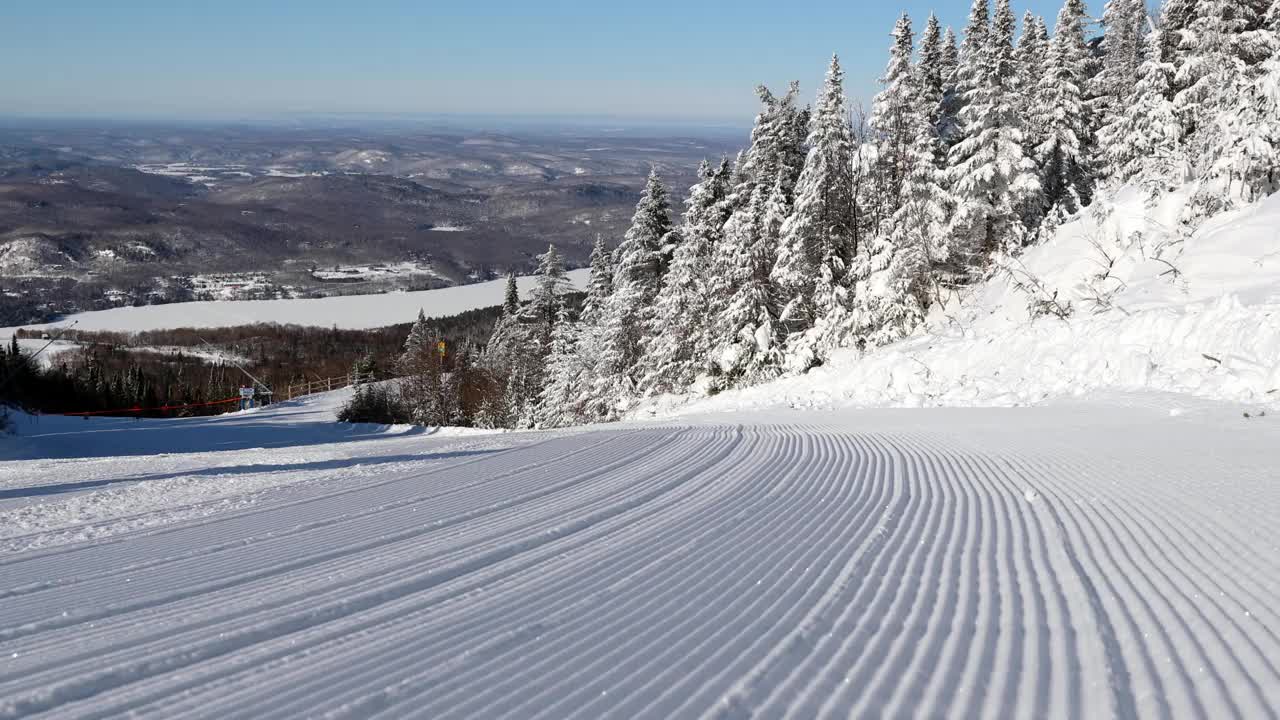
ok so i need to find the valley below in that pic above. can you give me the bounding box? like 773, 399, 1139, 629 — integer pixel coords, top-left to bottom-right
0, 118, 737, 324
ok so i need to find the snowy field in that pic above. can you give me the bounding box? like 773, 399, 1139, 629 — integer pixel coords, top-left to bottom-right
2, 269, 590, 338
2, 391, 1278, 718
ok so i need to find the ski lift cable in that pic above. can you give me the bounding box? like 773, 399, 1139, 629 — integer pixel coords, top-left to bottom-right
0, 321, 80, 397
195, 334, 273, 396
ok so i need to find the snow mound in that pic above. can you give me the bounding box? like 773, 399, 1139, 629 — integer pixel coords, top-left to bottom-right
649, 186, 1280, 418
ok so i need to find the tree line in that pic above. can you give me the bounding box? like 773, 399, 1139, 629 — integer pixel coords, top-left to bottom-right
471, 0, 1280, 429
0, 303, 518, 419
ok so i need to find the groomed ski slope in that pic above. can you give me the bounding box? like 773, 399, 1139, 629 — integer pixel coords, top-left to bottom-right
2, 393, 1279, 718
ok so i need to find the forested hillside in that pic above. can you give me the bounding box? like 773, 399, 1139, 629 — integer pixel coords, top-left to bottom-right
468, 0, 1280, 428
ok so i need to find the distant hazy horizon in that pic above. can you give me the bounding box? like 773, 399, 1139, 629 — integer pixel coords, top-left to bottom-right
0, 110, 753, 139
1, 0, 1150, 123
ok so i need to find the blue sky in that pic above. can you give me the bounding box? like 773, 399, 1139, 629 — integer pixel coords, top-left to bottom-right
1, 1, 1134, 123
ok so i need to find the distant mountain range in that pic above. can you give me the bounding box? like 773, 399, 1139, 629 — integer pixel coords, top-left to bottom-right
0, 122, 739, 324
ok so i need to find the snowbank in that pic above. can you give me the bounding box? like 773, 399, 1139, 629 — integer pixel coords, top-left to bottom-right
647, 186, 1280, 417
0, 388, 513, 552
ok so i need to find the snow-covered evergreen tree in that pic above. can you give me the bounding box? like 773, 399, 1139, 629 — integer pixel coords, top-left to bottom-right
1193, 1, 1280, 214
871, 14, 921, 224
847, 13, 952, 350
481, 275, 520, 374
1101, 24, 1184, 191
479, 272, 535, 427
1093, 0, 1147, 144
639, 159, 731, 395
588, 169, 674, 417
774, 54, 856, 358
1034, 0, 1097, 226
953, 0, 992, 133
716, 181, 786, 387
1015, 13, 1051, 155
705, 82, 806, 380
1240, 0, 1279, 66
501, 272, 518, 316
535, 304, 586, 428
947, 0, 1042, 263
918, 14, 947, 154
939, 28, 963, 146
493, 243, 572, 427
525, 243, 569, 329
1174, 0, 1253, 155
399, 309, 432, 370
732, 83, 809, 200
398, 313, 446, 426
580, 235, 613, 326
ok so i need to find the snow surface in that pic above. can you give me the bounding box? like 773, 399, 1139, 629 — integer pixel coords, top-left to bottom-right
2, 269, 590, 337
1, 392, 1278, 717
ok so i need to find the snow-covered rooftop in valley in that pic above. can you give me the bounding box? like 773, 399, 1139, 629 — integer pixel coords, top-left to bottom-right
3, 269, 589, 336
1, 392, 1278, 716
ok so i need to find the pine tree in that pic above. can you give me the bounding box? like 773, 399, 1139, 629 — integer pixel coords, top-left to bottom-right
734, 83, 808, 198
351, 353, 376, 384
774, 54, 856, 357
919, 14, 947, 151
849, 14, 952, 349
947, 0, 1042, 263
1174, 0, 1254, 157
1160, 0, 1197, 61
525, 243, 568, 329
588, 169, 673, 417
1240, 0, 1279, 66
871, 14, 921, 224
489, 244, 572, 427
502, 272, 519, 317
939, 28, 963, 146
445, 341, 478, 426
535, 304, 585, 428
716, 181, 786, 387
640, 159, 731, 395
706, 84, 807, 377
1103, 24, 1184, 191
1194, 1, 1280, 214
398, 318, 446, 426
580, 235, 613, 326
399, 309, 432, 370
1034, 0, 1097, 226
479, 273, 530, 427
1016, 13, 1051, 157
953, 0, 992, 133
1093, 0, 1147, 150
482, 276, 521, 375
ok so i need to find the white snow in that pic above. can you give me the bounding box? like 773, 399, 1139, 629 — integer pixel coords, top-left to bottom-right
1, 392, 1277, 717
3, 269, 590, 336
